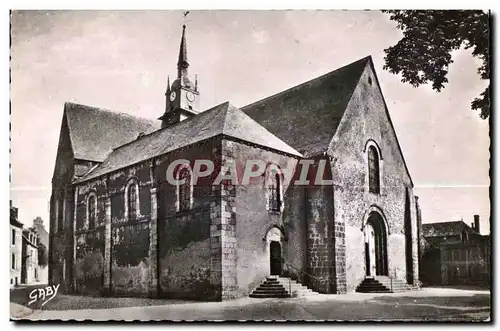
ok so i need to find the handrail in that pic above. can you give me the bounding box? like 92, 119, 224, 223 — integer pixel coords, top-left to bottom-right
285, 263, 323, 282
284, 263, 324, 297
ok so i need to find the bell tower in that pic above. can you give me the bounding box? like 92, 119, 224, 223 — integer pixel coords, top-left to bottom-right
159, 24, 200, 129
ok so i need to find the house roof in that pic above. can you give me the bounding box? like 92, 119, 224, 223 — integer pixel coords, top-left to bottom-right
422, 221, 478, 238
241, 56, 370, 157
76, 102, 302, 183
64, 102, 161, 162
10, 215, 23, 228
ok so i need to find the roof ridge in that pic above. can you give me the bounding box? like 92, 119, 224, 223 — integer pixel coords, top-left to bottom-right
222, 102, 302, 157
423, 220, 465, 225
101, 101, 232, 156
241, 55, 371, 110
64, 102, 157, 124
220, 101, 233, 134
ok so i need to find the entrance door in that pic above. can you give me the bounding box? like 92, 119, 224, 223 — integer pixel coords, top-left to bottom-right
365, 242, 371, 276
270, 241, 282, 275
365, 223, 377, 276
364, 212, 388, 276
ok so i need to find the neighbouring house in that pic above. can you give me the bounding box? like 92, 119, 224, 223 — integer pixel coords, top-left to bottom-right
420, 215, 490, 286
21, 228, 39, 285
49, 25, 420, 300
10, 201, 23, 287
32, 217, 49, 284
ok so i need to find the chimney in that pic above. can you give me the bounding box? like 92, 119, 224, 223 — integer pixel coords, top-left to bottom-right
33, 217, 44, 228
474, 215, 480, 233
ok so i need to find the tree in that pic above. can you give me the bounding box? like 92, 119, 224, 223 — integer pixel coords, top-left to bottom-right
382, 10, 490, 119
38, 242, 48, 267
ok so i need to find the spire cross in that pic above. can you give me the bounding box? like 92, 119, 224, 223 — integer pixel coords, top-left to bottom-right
183, 11, 191, 25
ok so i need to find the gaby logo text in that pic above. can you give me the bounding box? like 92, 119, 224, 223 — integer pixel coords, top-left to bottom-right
28, 284, 60, 307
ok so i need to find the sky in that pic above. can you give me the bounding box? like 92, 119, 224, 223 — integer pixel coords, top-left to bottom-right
10, 10, 490, 233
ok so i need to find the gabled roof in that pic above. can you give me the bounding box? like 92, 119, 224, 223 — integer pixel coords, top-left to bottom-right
422, 221, 478, 238
241, 56, 370, 157
10, 215, 23, 228
76, 102, 302, 183
64, 102, 161, 162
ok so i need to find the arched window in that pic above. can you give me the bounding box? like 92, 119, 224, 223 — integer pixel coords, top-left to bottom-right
88, 195, 96, 229
368, 145, 380, 194
128, 183, 138, 221
177, 167, 192, 212
267, 165, 283, 212
124, 179, 140, 221
86, 192, 97, 230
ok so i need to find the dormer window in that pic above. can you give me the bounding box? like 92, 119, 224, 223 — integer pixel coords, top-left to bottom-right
462, 230, 468, 243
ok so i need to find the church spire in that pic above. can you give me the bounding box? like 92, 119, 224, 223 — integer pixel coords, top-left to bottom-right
177, 24, 189, 80
159, 17, 200, 129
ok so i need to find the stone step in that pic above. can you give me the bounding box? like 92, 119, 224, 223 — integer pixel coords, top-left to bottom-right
251, 276, 321, 298
253, 290, 288, 295
259, 284, 286, 288
249, 293, 290, 298
250, 277, 291, 298
254, 288, 287, 293
275, 277, 319, 297
356, 276, 410, 293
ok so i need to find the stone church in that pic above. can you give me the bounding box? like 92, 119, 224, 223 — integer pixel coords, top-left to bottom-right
49, 25, 420, 300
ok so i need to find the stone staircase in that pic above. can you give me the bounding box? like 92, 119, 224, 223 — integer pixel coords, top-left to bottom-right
249, 276, 289, 298
356, 276, 410, 293
276, 276, 319, 297
249, 276, 319, 298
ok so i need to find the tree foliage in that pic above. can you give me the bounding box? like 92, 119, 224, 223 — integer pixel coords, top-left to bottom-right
382, 10, 490, 119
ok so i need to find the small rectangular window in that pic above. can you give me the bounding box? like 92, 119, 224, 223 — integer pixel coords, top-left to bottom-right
11, 229, 15, 245
11, 253, 15, 269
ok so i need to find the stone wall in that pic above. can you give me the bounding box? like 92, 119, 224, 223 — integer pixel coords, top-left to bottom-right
305, 183, 334, 293
156, 138, 220, 300
49, 113, 75, 292
328, 62, 418, 292
223, 139, 303, 297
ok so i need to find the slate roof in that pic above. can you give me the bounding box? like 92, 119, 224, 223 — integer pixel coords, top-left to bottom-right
241, 56, 370, 157
10, 215, 23, 228
76, 102, 302, 183
422, 221, 488, 249
64, 102, 161, 162
422, 221, 478, 238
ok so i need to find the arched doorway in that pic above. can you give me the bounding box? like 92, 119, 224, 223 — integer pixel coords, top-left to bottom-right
270, 241, 282, 275
265, 226, 283, 276
364, 211, 388, 276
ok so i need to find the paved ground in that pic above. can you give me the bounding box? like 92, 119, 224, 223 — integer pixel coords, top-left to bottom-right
10, 287, 490, 322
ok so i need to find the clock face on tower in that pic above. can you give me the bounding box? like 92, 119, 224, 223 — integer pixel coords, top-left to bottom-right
169, 91, 177, 102
186, 91, 195, 102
